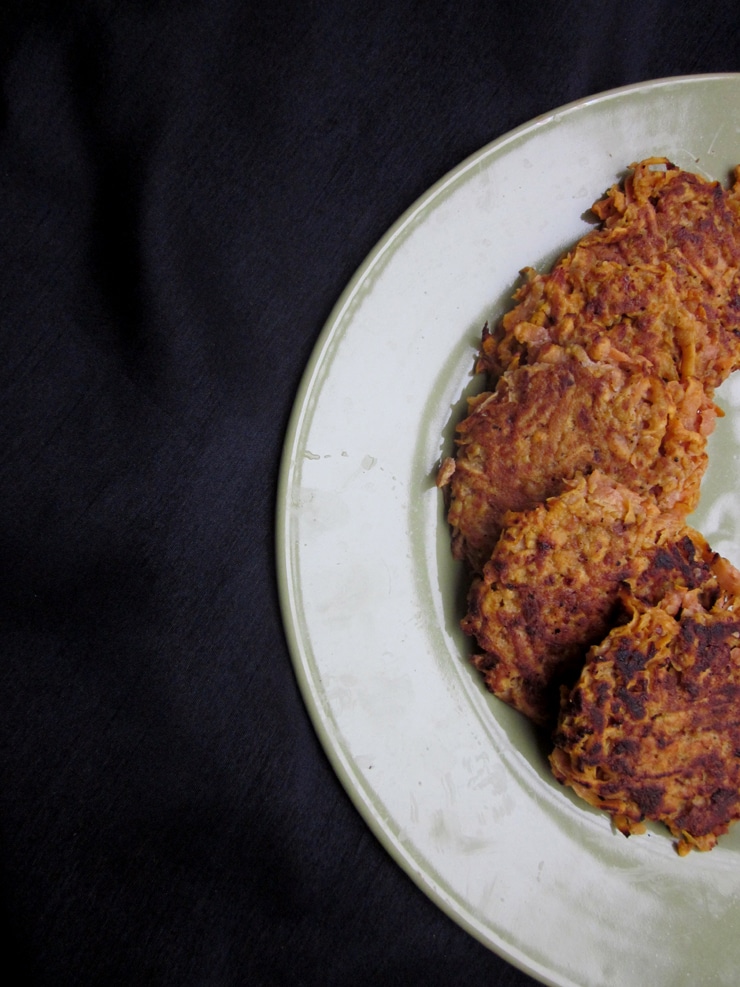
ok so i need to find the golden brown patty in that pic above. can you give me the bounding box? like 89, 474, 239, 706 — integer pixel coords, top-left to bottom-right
551, 580, 740, 855
462, 472, 718, 725
439, 349, 715, 571
477, 158, 740, 388
439, 159, 740, 851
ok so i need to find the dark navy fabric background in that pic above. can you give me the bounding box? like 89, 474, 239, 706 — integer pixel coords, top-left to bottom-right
2, 2, 739, 984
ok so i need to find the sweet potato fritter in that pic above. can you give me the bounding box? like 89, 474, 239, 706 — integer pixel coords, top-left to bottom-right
551, 576, 740, 855
463, 472, 717, 725
441, 348, 715, 571
438, 159, 740, 851
477, 158, 740, 388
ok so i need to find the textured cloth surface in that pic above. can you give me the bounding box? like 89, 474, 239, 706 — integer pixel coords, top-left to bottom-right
2, 2, 739, 984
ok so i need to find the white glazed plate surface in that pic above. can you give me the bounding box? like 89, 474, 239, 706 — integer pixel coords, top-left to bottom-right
276, 75, 740, 987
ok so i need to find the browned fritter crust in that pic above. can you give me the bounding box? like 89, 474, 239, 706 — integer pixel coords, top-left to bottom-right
438, 158, 740, 853
477, 158, 740, 387
628, 528, 739, 614
440, 348, 715, 571
551, 580, 740, 855
462, 472, 718, 725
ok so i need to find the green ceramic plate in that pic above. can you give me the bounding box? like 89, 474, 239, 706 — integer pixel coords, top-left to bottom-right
276, 75, 740, 987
